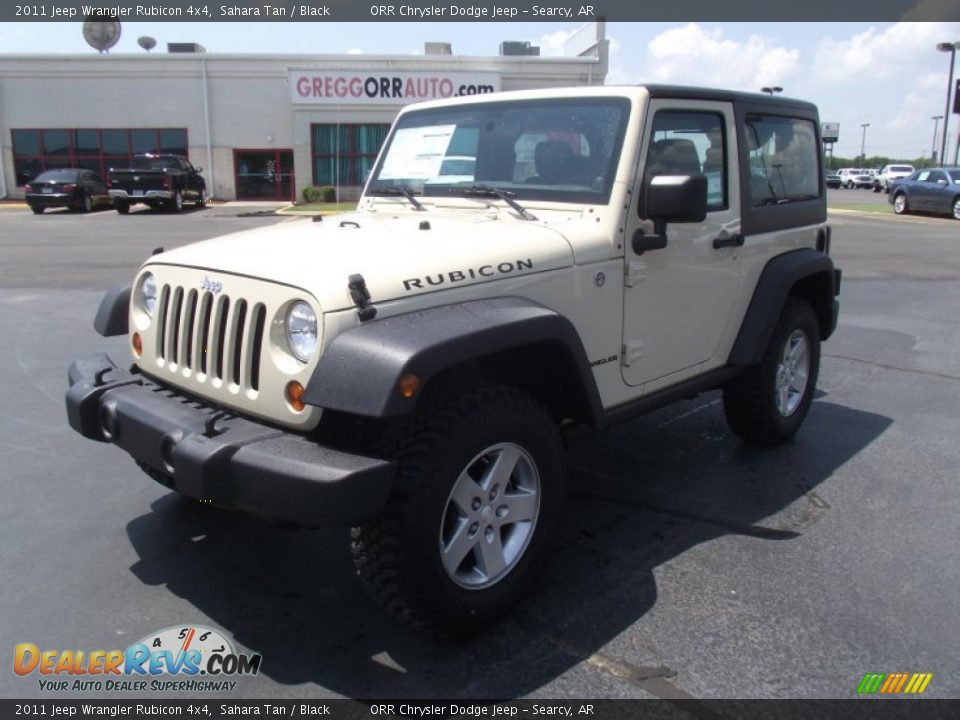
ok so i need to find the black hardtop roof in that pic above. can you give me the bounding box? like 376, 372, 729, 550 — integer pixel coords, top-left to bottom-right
640, 84, 819, 116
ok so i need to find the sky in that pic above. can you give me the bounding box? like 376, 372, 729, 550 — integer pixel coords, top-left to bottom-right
2, 21, 960, 160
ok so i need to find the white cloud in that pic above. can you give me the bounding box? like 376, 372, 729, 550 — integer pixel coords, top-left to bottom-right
812, 22, 960, 84
640, 24, 800, 91
536, 30, 574, 57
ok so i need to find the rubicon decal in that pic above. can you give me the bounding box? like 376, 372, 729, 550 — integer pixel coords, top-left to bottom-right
857, 672, 933, 695
14, 625, 261, 693
403, 258, 534, 291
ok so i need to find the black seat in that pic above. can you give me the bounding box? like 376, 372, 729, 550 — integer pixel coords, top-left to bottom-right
527, 140, 575, 184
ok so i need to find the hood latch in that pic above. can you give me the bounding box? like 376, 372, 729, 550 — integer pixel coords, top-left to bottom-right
348, 274, 377, 322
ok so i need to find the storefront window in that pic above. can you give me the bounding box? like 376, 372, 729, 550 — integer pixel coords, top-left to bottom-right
11, 128, 189, 186
311, 124, 389, 186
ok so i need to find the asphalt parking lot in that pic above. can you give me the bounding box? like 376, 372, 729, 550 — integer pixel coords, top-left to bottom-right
0, 203, 958, 701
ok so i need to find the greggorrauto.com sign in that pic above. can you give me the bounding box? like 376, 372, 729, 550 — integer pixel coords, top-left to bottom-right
289, 70, 500, 104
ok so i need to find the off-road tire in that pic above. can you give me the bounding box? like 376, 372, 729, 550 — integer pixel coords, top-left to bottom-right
723, 297, 821, 446
351, 383, 565, 635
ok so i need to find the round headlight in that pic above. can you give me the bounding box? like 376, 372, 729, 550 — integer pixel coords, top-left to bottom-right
286, 301, 318, 362
140, 272, 158, 317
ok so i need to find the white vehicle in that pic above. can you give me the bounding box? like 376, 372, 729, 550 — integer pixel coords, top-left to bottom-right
66, 86, 841, 633
875, 164, 916, 193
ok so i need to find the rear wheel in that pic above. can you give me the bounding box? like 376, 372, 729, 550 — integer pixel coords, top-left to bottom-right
351, 383, 565, 635
169, 190, 183, 213
952, 197, 960, 220
723, 298, 821, 446
81, 194, 93, 213
893, 193, 909, 215
30, 205, 44, 215
115, 201, 130, 215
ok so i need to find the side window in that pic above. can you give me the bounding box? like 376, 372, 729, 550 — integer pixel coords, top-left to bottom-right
916, 170, 931, 183
644, 111, 726, 211
927, 171, 945, 184
743, 114, 819, 207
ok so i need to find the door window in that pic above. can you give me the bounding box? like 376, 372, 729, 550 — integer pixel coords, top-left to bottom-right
644, 111, 727, 211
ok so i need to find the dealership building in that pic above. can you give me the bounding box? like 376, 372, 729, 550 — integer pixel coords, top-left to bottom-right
0, 24, 608, 201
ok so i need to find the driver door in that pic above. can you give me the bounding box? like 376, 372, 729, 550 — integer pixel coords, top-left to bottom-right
621, 100, 742, 390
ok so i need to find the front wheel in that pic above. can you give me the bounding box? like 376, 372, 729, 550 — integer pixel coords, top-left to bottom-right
952, 197, 960, 220
893, 193, 909, 215
351, 383, 565, 635
723, 298, 821, 446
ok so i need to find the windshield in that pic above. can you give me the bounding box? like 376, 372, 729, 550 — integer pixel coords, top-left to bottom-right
367, 97, 630, 205
891, 166, 913, 173
131, 156, 178, 171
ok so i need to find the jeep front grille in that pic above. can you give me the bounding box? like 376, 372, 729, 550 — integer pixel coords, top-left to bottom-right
155, 284, 267, 393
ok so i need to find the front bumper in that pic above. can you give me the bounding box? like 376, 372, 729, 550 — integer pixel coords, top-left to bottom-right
109, 189, 173, 202
65, 353, 396, 526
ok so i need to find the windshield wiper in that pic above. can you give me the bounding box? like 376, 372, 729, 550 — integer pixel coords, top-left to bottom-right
368, 186, 425, 211
452, 185, 537, 221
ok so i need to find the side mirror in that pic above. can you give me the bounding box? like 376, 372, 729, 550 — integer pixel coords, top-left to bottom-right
633, 174, 707, 255
194, 166, 203, 173
646, 174, 708, 223
937, 178, 947, 186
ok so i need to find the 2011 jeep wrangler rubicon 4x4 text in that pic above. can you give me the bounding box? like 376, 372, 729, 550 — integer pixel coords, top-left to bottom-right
66, 86, 840, 633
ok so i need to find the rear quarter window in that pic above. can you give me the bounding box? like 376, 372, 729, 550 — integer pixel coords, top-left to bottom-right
744, 115, 820, 207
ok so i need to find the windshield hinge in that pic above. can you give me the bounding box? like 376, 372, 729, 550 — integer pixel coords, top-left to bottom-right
348, 274, 377, 322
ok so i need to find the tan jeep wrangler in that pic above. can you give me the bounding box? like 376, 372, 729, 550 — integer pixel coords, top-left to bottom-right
66, 85, 840, 633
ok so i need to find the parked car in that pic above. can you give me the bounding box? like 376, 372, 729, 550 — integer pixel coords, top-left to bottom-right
874, 164, 915, 193
108, 154, 206, 214
24, 168, 112, 214
889, 168, 960, 219
825, 171, 841, 189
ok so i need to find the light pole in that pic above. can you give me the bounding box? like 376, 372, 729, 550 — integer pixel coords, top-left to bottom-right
859, 123, 870, 165
760, 86, 783, 96
931, 115, 944, 165
936, 42, 958, 167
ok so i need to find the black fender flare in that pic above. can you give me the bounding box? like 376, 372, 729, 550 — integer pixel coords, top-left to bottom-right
93, 281, 132, 337
728, 248, 838, 366
302, 297, 604, 425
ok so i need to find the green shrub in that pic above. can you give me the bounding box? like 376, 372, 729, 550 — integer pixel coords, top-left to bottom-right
302, 186, 322, 204
321, 186, 337, 203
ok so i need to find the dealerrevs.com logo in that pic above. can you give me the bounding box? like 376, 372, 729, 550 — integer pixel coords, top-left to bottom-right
14, 625, 262, 692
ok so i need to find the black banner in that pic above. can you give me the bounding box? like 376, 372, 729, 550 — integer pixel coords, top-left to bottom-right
5, 0, 959, 22
2, 700, 960, 720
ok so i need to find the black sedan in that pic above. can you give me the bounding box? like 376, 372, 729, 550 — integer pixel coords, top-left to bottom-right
24, 168, 113, 214
889, 168, 960, 219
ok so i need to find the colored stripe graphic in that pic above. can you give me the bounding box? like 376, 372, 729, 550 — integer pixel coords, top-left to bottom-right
857, 673, 885, 693
858, 672, 933, 695
904, 673, 933, 694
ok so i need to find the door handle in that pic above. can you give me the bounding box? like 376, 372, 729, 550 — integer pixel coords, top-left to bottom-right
713, 233, 744, 249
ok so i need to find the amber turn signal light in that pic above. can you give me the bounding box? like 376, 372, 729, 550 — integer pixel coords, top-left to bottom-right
131, 333, 142, 357
398, 373, 421, 399
286, 381, 306, 412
